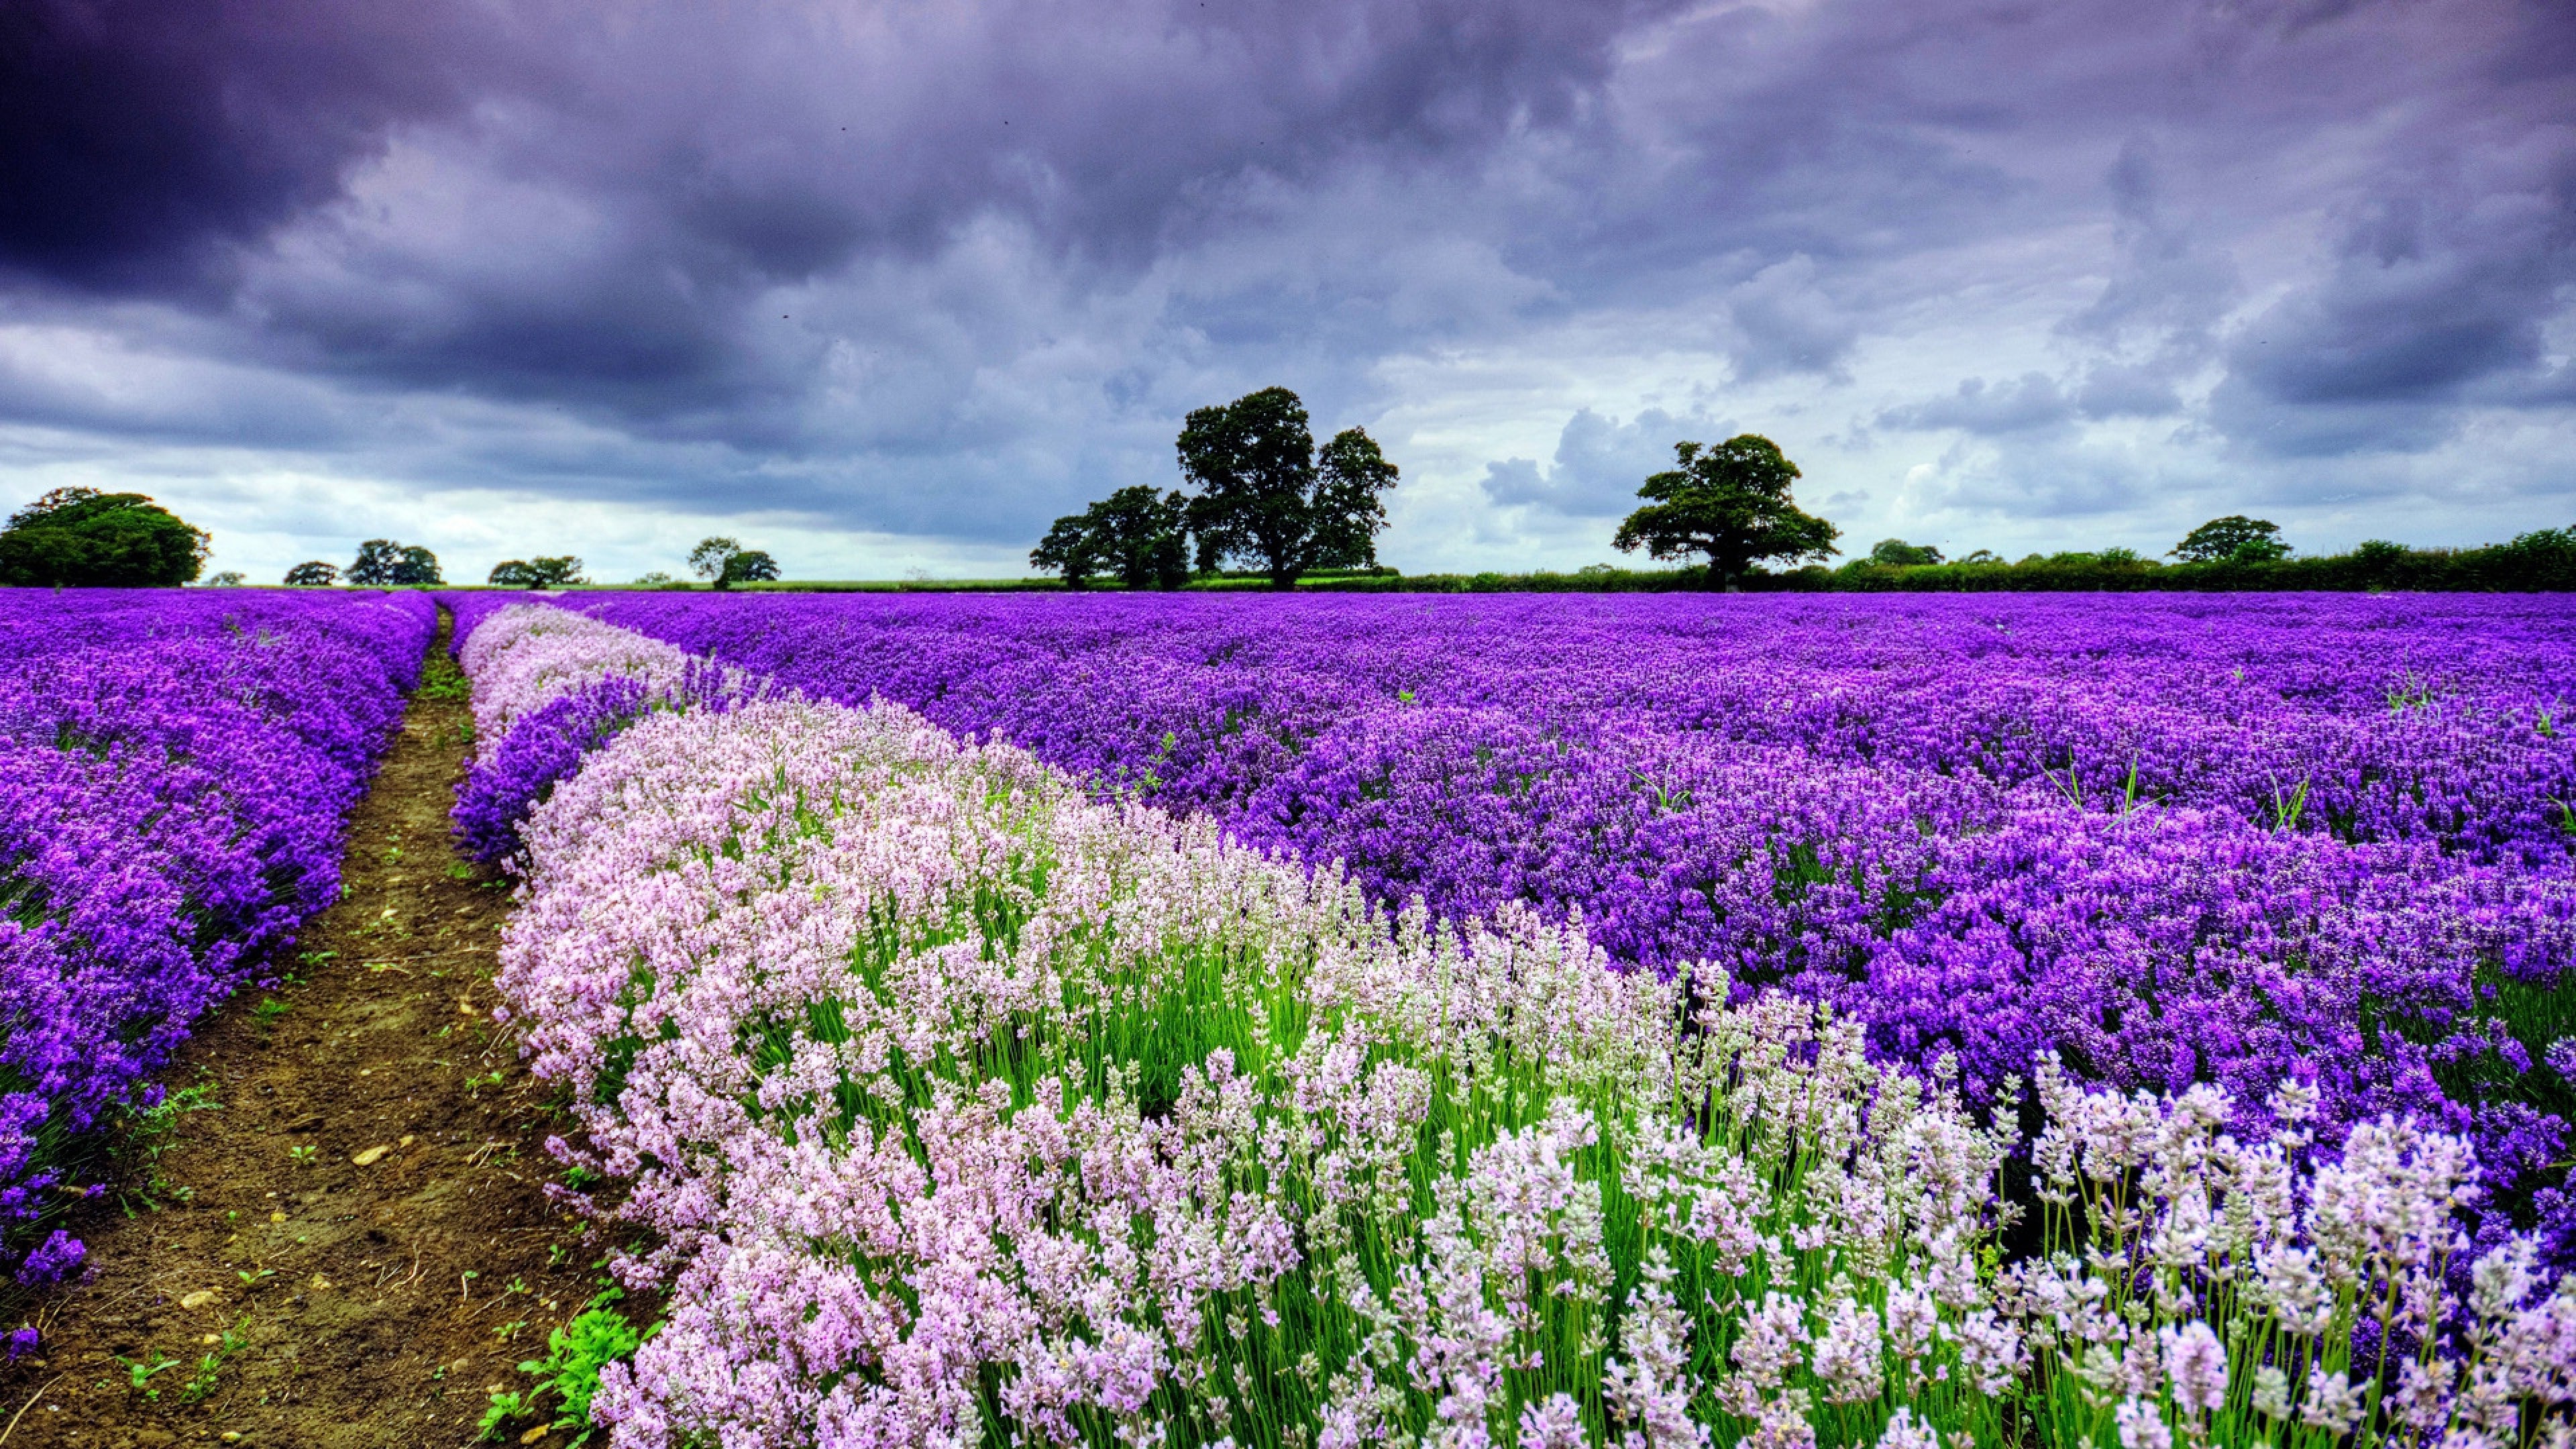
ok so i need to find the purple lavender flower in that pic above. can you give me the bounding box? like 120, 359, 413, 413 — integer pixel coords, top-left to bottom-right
14, 1229, 83, 1285
0, 588, 430, 1277
453, 675, 654, 864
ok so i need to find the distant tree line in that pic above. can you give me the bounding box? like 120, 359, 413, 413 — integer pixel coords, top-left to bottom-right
1798, 523, 2576, 593
488, 555, 586, 588
280, 539, 444, 587
1031, 410, 1843, 593
1032, 387, 1400, 589
273, 535, 781, 589
1262, 527, 2576, 594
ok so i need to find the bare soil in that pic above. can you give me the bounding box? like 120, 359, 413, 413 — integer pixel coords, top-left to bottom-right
1, 613, 635, 1449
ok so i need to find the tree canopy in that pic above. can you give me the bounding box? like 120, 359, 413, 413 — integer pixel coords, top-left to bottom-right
349, 539, 442, 586
488, 555, 586, 588
1868, 538, 1944, 567
1869, 538, 1943, 566
1030, 486, 1191, 589
0, 488, 211, 587
2171, 516, 2289, 564
688, 537, 777, 589
1179, 388, 1399, 588
1030, 515, 1102, 588
1611, 435, 1839, 588
284, 561, 339, 586
721, 549, 780, 586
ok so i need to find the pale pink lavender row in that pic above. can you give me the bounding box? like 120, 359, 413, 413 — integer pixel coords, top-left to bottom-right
0, 588, 433, 1281
533, 590, 2576, 1264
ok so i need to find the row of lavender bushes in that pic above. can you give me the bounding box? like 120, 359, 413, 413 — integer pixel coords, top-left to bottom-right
443, 597, 752, 863
555, 591, 2576, 1269
0, 589, 433, 1285
452, 600, 2575, 1449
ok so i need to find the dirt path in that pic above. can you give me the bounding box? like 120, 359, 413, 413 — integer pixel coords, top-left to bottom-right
1, 614, 629, 1449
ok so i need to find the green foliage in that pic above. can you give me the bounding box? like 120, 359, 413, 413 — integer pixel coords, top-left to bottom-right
1816, 529, 2576, 594
1177, 386, 1400, 587
1309, 425, 1400, 570
283, 559, 339, 586
688, 536, 739, 583
2171, 515, 2289, 563
1031, 485, 1193, 589
1611, 435, 1841, 588
0, 487, 212, 587
201, 570, 247, 587
117, 1348, 183, 1397
350, 539, 443, 586
2493, 525, 2576, 588
179, 1317, 252, 1403
689, 537, 781, 589
720, 549, 780, 586
490, 555, 588, 587
1868, 538, 1943, 566
1030, 513, 1101, 588
115, 1078, 221, 1211
481, 1294, 652, 1444
418, 649, 473, 702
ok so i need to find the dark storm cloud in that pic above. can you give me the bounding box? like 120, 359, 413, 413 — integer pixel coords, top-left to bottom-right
2210, 156, 2576, 455
1, 0, 2571, 550
0, 0, 497, 291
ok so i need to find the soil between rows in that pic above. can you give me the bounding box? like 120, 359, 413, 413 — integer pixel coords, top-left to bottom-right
2, 613, 639, 1449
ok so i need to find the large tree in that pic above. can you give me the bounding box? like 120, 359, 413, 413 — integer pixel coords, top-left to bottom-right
1611, 435, 1840, 589
688, 537, 777, 590
1179, 388, 1399, 588
720, 549, 780, 586
1309, 429, 1400, 570
488, 555, 586, 588
1030, 516, 1102, 589
284, 561, 339, 586
392, 546, 442, 586
349, 539, 442, 586
2171, 516, 2288, 564
0, 488, 211, 587
1030, 487, 1191, 590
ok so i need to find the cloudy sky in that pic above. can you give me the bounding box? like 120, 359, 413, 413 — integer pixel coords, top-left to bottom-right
3, 0, 2570, 582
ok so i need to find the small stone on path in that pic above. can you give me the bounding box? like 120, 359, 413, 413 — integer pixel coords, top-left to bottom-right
352, 1144, 392, 1166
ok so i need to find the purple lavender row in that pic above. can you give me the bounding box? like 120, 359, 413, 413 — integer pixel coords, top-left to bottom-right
0, 589, 434, 1281
559, 590, 2576, 1265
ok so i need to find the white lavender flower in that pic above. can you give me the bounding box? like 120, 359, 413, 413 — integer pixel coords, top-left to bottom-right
2159, 1321, 2228, 1417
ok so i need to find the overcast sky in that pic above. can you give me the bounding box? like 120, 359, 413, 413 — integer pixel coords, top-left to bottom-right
3, 0, 2571, 582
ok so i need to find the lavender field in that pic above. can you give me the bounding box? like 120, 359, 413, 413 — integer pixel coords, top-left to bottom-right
446, 593, 2575, 1449
567, 594, 2576, 1210
0, 590, 431, 1285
